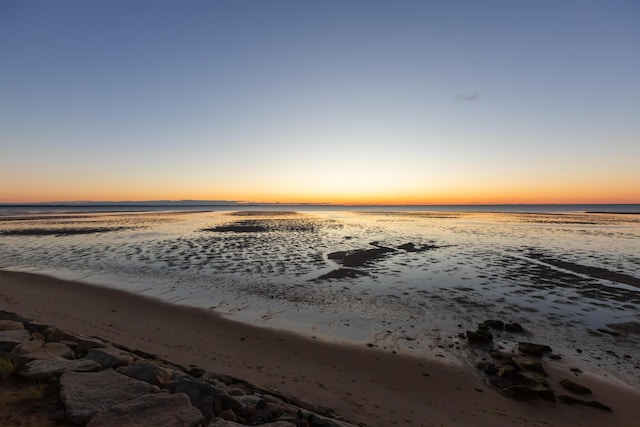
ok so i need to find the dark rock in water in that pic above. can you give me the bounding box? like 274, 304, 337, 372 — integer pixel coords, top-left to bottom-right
316, 268, 369, 281
585, 400, 613, 412
466, 330, 493, 343
202, 224, 268, 233
484, 320, 505, 330
86, 392, 204, 427
327, 246, 395, 268
60, 369, 160, 424
518, 342, 552, 356
605, 321, 640, 336
559, 378, 592, 394
397, 242, 439, 252
505, 322, 524, 332
520, 360, 546, 376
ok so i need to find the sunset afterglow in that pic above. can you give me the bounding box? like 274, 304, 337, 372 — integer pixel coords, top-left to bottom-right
1, 1, 638, 205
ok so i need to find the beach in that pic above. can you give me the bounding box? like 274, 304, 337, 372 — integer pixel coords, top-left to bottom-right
1, 207, 639, 425
1, 269, 640, 426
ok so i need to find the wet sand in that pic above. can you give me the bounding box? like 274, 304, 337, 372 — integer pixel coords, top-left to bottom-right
1, 270, 639, 426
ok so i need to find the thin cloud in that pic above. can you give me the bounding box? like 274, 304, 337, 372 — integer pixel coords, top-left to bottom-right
456, 92, 481, 101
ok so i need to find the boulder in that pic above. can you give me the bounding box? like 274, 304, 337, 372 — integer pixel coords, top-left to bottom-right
208, 418, 244, 426
483, 320, 504, 330
85, 347, 134, 368
75, 337, 107, 357
518, 342, 552, 356
86, 392, 204, 427
116, 362, 174, 387
60, 369, 160, 424
166, 377, 228, 407
585, 400, 612, 412
0, 330, 32, 352
19, 357, 101, 381
43, 326, 83, 343
520, 360, 546, 375
12, 340, 74, 365
505, 322, 524, 332
559, 378, 592, 395
500, 385, 537, 400
0, 320, 24, 331
466, 330, 492, 343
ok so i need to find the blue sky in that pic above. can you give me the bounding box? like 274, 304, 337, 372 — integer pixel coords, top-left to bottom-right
1, 1, 639, 203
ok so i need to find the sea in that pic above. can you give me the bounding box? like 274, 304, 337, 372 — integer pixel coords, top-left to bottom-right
1, 204, 639, 387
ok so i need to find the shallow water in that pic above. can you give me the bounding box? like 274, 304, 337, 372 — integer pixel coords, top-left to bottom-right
1, 209, 639, 387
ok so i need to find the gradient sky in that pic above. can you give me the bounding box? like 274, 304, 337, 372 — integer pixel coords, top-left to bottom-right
1, 1, 639, 204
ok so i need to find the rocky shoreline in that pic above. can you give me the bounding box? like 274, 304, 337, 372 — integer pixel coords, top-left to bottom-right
0, 310, 355, 427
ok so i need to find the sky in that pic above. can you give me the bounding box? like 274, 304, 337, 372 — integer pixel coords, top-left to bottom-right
1, 0, 639, 205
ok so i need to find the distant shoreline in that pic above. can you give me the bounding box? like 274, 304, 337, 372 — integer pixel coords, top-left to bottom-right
1, 202, 639, 215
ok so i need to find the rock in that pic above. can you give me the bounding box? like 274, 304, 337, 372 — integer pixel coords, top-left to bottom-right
489, 350, 510, 360
19, 357, 101, 381
558, 395, 612, 412
116, 362, 174, 387
558, 394, 584, 405
520, 360, 546, 375
166, 377, 228, 407
60, 369, 160, 424
488, 375, 515, 389
42, 326, 83, 343
483, 320, 504, 330
476, 362, 498, 375
198, 396, 215, 424
316, 268, 369, 280
519, 372, 549, 388
585, 400, 612, 412
12, 340, 74, 365
208, 418, 244, 426
213, 395, 247, 418
559, 378, 592, 394
75, 337, 107, 357
497, 365, 518, 379
85, 347, 134, 368
217, 408, 238, 422
505, 322, 524, 332
86, 392, 204, 427
466, 330, 492, 343
0, 329, 31, 352
0, 320, 24, 331
500, 385, 537, 400
518, 342, 552, 356
327, 246, 395, 268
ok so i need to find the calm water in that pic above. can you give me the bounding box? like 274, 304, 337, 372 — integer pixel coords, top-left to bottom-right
1, 205, 639, 386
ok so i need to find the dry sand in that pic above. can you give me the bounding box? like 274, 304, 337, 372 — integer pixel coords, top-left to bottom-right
1, 270, 638, 426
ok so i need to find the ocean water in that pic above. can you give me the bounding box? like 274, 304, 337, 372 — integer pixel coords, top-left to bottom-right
0, 205, 639, 386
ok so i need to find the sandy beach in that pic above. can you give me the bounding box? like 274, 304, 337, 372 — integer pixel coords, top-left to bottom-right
1, 269, 639, 426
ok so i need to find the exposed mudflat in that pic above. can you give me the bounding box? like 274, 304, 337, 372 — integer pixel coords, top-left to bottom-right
0, 209, 638, 388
